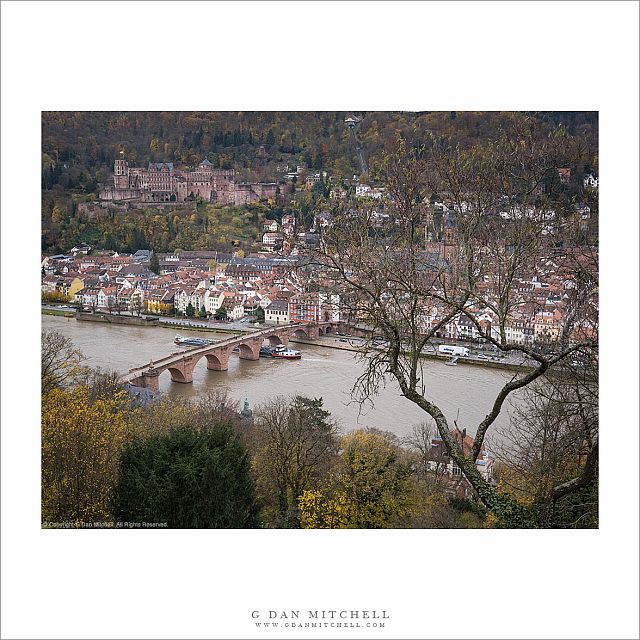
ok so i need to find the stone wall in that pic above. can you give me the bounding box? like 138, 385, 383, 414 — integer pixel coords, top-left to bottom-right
75, 312, 159, 326
98, 185, 142, 201
232, 182, 278, 205
77, 202, 129, 218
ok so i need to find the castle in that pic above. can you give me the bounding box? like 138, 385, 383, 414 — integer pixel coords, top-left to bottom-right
99, 158, 279, 205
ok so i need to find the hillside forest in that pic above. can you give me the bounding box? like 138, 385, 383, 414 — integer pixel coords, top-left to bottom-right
41, 111, 598, 254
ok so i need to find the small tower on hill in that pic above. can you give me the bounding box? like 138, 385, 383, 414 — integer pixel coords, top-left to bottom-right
114, 157, 130, 189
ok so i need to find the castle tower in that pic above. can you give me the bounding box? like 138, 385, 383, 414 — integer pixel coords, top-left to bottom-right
114, 159, 130, 189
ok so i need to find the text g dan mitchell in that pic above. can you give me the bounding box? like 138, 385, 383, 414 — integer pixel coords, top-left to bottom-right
251, 610, 390, 620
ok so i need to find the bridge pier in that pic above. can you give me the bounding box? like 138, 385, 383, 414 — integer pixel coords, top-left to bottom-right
238, 337, 261, 360
206, 347, 230, 371
130, 368, 160, 394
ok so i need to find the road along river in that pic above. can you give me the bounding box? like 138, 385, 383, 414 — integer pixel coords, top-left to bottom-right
42, 315, 522, 440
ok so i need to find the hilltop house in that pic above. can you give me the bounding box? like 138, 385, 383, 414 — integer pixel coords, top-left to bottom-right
262, 232, 284, 251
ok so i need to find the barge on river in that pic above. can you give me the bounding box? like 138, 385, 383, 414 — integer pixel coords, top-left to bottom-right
174, 335, 214, 347
232, 344, 302, 359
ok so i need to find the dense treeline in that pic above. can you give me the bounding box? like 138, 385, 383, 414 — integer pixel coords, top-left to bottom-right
42, 111, 598, 188
41, 199, 274, 254
39, 332, 489, 529
41, 111, 598, 253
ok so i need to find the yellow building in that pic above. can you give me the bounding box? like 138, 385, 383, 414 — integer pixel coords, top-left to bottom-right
534, 312, 563, 343
68, 277, 85, 298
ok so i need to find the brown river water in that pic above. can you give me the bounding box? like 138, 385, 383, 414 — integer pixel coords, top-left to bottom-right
42, 315, 520, 439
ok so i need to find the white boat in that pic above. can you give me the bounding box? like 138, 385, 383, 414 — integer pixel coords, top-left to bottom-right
445, 356, 459, 366
174, 334, 212, 347
271, 348, 301, 360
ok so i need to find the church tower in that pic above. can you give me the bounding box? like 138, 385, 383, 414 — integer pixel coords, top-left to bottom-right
240, 397, 254, 427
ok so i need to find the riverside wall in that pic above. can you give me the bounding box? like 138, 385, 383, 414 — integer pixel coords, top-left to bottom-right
75, 312, 159, 326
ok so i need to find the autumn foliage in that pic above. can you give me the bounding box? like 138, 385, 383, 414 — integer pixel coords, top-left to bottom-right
41, 386, 131, 524
298, 431, 418, 529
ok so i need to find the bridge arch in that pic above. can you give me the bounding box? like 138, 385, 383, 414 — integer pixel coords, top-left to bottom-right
167, 366, 190, 383
124, 324, 331, 391
266, 334, 288, 347
205, 352, 228, 371
238, 341, 260, 360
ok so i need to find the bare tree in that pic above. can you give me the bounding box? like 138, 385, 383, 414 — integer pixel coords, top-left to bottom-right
403, 422, 450, 492
193, 391, 242, 432
76, 367, 129, 403
114, 294, 124, 315
492, 349, 598, 526
251, 395, 339, 527
132, 291, 144, 317
41, 330, 87, 394
305, 118, 598, 526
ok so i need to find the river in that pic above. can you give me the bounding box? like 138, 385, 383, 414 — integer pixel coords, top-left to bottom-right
42, 315, 520, 440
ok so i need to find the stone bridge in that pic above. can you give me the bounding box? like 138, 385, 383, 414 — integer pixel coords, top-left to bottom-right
120, 322, 336, 394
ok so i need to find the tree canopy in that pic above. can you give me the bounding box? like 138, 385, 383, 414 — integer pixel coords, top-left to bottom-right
113, 424, 260, 529
298, 430, 418, 529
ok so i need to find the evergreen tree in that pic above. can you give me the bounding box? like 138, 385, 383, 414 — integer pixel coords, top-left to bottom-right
303, 151, 313, 168
149, 251, 160, 275
216, 306, 228, 321
112, 424, 260, 528
265, 129, 276, 148
186, 302, 195, 317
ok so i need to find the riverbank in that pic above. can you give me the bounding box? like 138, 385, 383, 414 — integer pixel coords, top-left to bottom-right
42, 308, 530, 373
41, 313, 520, 436
291, 337, 532, 373
41, 308, 246, 335
76, 312, 159, 326
42, 309, 75, 318
157, 320, 244, 336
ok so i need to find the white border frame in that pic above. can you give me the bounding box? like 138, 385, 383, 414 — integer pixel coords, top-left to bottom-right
2, 2, 638, 638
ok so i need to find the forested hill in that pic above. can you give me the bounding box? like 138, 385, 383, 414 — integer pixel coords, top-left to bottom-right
41, 111, 598, 190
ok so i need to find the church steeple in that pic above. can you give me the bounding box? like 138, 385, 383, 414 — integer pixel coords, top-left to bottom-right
240, 397, 252, 418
